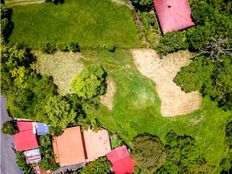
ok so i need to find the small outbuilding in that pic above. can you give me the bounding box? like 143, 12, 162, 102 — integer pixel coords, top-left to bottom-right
83, 129, 111, 162
24, 148, 41, 164
52, 127, 86, 167
34, 122, 49, 135
107, 146, 134, 174
153, 0, 195, 34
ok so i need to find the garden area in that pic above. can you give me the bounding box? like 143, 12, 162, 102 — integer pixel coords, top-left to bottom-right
1, 0, 232, 173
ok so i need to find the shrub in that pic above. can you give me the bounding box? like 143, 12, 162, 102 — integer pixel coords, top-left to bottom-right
132, 0, 153, 11
71, 65, 107, 99
156, 31, 189, 55
132, 134, 166, 173
66, 42, 80, 52
42, 41, 56, 54
2, 120, 18, 135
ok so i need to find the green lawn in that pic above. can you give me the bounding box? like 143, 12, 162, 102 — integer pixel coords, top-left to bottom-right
82, 49, 231, 173
9, 0, 141, 49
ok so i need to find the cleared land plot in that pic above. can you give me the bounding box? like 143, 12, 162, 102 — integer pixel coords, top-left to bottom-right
32, 51, 84, 95
131, 49, 202, 116
9, 0, 141, 49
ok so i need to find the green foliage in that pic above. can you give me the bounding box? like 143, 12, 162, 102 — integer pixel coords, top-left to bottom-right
2, 120, 18, 135
16, 152, 35, 174
132, 134, 166, 173
220, 119, 232, 173
39, 135, 59, 171
71, 65, 107, 99
43, 95, 76, 135
1, 44, 57, 121
78, 157, 111, 174
157, 130, 212, 174
174, 56, 214, 92
174, 56, 232, 110
208, 57, 232, 110
132, 0, 153, 11
65, 42, 80, 52
42, 41, 57, 54
0, 4, 13, 43
156, 31, 189, 55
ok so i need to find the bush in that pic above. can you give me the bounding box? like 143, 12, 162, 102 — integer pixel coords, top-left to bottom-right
132, 0, 153, 11
42, 41, 56, 54
66, 42, 80, 52
2, 120, 18, 135
156, 31, 189, 55
71, 65, 107, 99
132, 134, 166, 173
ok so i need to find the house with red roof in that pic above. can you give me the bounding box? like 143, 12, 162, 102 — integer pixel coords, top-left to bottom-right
13, 121, 38, 152
153, 0, 195, 34
106, 146, 134, 174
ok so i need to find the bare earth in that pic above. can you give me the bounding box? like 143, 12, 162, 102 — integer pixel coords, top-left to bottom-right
100, 77, 117, 110
32, 51, 84, 95
131, 49, 202, 117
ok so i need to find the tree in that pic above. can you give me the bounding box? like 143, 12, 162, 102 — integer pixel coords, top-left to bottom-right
43, 95, 77, 135
132, 134, 166, 174
39, 135, 59, 171
2, 120, 18, 135
76, 157, 111, 174
132, 0, 153, 11
71, 65, 107, 99
16, 152, 35, 174
157, 130, 212, 174
208, 56, 232, 110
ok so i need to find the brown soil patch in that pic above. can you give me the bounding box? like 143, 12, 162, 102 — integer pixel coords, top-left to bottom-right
32, 51, 84, 95
131, 49, 202, 117
100, 77, 117, 110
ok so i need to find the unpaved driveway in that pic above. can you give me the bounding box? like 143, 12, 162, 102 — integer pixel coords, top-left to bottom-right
131, 49, 202, 117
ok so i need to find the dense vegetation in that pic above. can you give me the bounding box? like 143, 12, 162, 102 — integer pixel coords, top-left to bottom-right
16, 152, 35, 174
75, 157, 111, 174
39, 135, 59, 171
132, 134, 166, 173
0, 3, 13, 43
1, 120, 18, 135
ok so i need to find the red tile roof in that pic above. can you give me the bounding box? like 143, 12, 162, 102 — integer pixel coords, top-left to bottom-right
17, 121, 33, 132
107, 146, 134, 174
153, 0, 195, 34
14, 130, 38, 151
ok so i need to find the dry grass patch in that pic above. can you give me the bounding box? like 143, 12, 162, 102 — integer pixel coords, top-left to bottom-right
131, 49, 202, 117
32, 51, 84, 95
100, 77, 117, 110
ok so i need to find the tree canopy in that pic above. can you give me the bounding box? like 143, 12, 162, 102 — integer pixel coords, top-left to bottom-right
71, 65, 107, 99
132, 134, 166, 173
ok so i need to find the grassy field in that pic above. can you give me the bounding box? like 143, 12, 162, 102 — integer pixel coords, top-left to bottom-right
9, 0, 141, 49
81, 49, 231, 173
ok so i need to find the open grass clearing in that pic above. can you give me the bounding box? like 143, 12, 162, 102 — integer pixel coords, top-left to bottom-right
9, 0, 141, 49
31, 51, 84, 95
80, 49, 230, 172
131, 49, 202, 116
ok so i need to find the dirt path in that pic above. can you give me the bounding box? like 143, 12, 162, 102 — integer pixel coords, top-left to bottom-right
32, 51, 84, 95
5, 0, 44, 6
131, 49, 202, 117
100, 77, 117, 110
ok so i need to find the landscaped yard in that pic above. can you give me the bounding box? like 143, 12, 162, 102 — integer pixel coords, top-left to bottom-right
9, 0, 141, 49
